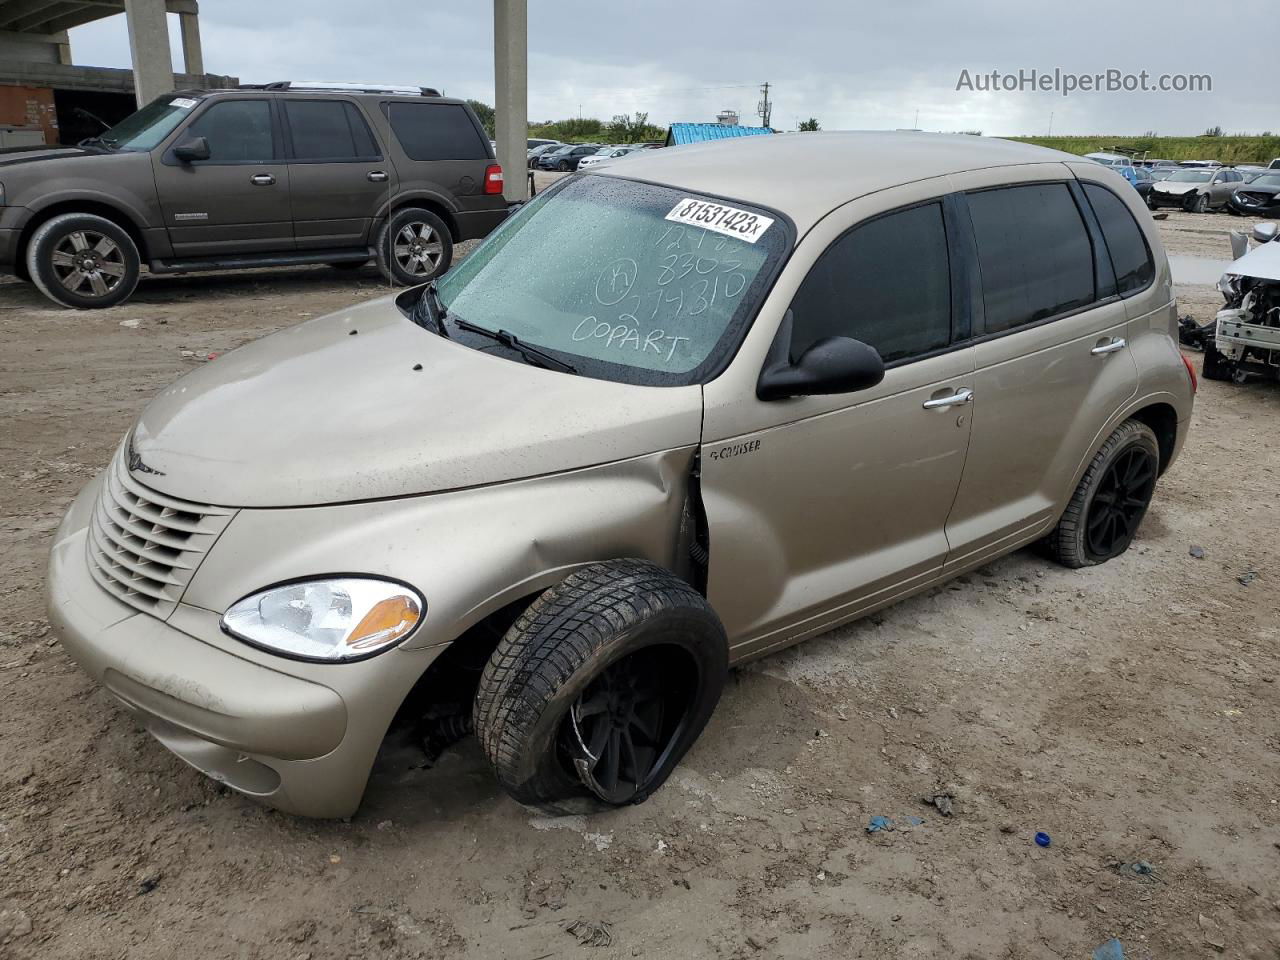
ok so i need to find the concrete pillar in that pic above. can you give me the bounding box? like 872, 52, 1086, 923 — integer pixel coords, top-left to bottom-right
124, 0, 173, 107
493, 0, 528, 201
54, 30, 72, 66
179, 12, 202, 76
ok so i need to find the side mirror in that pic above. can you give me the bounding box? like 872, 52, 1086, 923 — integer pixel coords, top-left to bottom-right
757, 311, 886, 401
172, 136, 210, 163
1252, 222, 1278, 244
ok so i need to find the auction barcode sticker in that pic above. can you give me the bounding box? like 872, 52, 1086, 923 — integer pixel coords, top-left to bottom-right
664, 198, 774, 243
170, 97, 199, 109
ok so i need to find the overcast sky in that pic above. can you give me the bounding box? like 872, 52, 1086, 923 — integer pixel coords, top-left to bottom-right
69, 0, 1271, 136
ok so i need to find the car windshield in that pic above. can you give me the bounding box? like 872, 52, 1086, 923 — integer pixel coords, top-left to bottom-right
1168, 171, 1213, 183
436, 175, 788, 385
97, 95, 200, 151
1251, 174, 1280, 188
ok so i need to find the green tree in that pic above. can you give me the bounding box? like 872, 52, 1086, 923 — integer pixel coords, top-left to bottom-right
1201, 125, 1223, 138
798, 117, 821, 132
607, 111, 662, 143
466, 99, 495, 138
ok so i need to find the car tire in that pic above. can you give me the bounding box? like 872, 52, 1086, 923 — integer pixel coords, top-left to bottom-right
558, 160, 570, 172
26, 212, 140, 309
1145, 194, 1159, 210
473, 558, 728, 813
1202, 343, 1232, 381
1039, 419, 1160, 569
375, 208, 452, 286
1187, 193, 1209, 214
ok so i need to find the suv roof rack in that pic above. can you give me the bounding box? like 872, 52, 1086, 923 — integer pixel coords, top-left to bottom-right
244, 81, 442, 97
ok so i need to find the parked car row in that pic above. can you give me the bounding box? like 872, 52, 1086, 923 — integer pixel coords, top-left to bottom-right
1083, 152, 1278, 215
0, 82, 508, 308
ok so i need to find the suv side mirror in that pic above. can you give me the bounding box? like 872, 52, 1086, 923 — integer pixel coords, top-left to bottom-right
1252, 222, 1278, 244
173, 136, 211, 163
757, 311, 886, 401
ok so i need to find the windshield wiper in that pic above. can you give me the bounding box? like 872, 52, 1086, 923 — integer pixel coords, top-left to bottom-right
453, 318, 577, 373
412, 280, 449, 337
77, 136, 118, 150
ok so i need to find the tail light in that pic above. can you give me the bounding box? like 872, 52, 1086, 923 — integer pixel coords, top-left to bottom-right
483, 164, 504, 195
1180, 351, 1198, 393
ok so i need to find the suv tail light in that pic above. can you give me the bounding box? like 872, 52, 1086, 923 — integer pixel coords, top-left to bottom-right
1181, 351, 1198, 393
483, 164, 504, 195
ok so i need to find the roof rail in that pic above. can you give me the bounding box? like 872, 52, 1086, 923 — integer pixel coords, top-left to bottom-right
249, 81, 442, 96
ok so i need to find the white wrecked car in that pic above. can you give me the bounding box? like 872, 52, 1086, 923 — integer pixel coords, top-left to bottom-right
1206, 222, 1280, 383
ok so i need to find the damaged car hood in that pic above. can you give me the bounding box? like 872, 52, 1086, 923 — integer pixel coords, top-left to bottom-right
1154, 182, 1196, 194
1224, 240, 1280, 283
130, 296, 703, 507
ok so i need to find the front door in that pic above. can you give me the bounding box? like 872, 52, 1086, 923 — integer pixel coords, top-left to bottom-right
152, 97, 293, 257
281, 98, 396, 249
942, 175, 1140, 570
699, 190, 976, 657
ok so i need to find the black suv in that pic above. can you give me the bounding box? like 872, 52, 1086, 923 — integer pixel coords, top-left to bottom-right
0, 82, 508, 308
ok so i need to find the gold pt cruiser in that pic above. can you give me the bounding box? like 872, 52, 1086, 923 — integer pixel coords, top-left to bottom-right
48, 133, 1196, 818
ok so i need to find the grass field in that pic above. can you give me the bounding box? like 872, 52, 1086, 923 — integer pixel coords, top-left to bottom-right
1009, 135, 1280, 165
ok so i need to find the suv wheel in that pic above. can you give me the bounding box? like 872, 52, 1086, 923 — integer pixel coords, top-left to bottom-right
376, 208, 452, 285
26, 213, 141, 309
1187, 193, 1210, 214
1039, 419, 1160, 569
473, 559, 727, 812
1202, 343, 1232, 381
557, 160, 570, 172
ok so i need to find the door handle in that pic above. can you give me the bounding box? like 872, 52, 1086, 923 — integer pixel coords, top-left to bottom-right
250, 173, 276, 186
1091, 337, 1127, 355
367, 170, 389, 182
922, 387, 974, 410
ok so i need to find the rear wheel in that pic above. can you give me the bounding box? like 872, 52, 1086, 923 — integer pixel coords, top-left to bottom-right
26, 212, 140, 309
557, 160, 570, 172
1039, 419, 1160, 569
473, 559, 727, 812
375, 208, 452, 286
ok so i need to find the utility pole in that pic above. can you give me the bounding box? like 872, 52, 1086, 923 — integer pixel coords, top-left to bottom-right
757, 81, 772, 129
1048, 111, 1054, 136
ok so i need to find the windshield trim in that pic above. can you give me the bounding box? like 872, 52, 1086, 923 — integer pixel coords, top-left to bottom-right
428, 172, 797, 387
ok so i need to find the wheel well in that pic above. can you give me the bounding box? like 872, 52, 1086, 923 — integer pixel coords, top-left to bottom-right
1129, 403, 1178, 473
390, 198, 459, 242
18, 201, 149, 277
387, 591, 540, 737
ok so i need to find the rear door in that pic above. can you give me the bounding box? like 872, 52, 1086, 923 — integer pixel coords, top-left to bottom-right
153, 97, 292, 257
941, 168, 1139, 571
281, 98, 395, 249
699, 182, 977, 657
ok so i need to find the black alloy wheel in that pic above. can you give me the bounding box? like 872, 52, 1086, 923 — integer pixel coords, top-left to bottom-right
1084, 445, 1158, 560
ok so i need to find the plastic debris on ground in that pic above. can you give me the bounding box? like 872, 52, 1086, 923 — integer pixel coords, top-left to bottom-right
562, 917, 613, 948
1189, 544, 1206, 559
866, 815, 894, 833
1034, 832, 1051, 847
1092, 938, 1125, 960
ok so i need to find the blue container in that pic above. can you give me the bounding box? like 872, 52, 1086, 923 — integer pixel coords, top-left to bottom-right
1034, 831, 1051, 847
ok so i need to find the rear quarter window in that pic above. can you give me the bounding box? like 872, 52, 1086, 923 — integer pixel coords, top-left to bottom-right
385, 103, 489, 161
1082, 183, 1155, 297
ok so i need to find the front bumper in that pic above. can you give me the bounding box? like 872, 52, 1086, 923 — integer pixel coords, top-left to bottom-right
1148, 191, 1195, 208
46, 477, 448, 818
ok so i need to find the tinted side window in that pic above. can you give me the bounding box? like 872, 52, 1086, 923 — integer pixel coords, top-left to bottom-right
184, 100, 273, 163
386, 103, 488, 161
1083, 183, 1155, 297
789, 202, 952, 364
284, 100, 378, 161
967, 183, 1094, 333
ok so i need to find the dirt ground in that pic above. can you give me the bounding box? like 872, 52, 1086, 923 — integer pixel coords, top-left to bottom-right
1, 206, 1278, 960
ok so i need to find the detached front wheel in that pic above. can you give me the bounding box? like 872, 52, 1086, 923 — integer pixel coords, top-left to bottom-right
473, 559, 727, 812
26, 213, 141, 309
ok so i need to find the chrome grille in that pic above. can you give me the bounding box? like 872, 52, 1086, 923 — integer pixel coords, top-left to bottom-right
86, 448, 233, 618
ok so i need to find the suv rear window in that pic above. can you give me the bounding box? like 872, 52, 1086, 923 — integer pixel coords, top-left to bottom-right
385, 103, 488, 161
284, 100, 379, 161
967, 183, 1095, 333
1082, 183, 1155, 297
789, 202, 952, 364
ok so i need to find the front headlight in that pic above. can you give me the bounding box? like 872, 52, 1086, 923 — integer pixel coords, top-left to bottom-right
221, 577, 423, 662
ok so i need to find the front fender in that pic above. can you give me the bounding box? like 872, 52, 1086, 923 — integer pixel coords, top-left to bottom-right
180, 447, 697, 650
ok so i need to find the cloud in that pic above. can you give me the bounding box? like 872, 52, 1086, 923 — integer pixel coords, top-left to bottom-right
68, 0, 1271, 134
